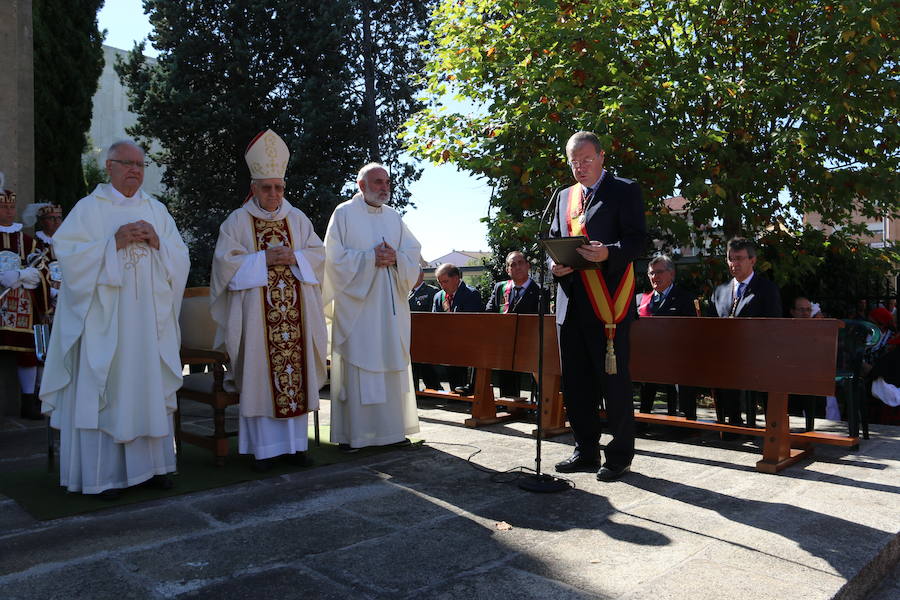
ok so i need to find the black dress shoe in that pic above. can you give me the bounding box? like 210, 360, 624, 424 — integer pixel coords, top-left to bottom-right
99, 488, 123, 500
454, 384, 474, 396
338, 443, 360, 454
284, 451, 309, 466
19, 393, 43, 420
554, 452, 600, 473
596, 465, 631, 482
146, 474, 174, 490
251, 457, 274, 472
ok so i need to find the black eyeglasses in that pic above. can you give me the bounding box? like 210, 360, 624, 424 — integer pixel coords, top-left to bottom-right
108, 159, 148, 169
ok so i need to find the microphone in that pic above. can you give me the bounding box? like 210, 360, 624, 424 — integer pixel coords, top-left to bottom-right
538, 185, 566, 239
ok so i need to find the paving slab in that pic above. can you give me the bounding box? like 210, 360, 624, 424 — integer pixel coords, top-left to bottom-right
0, 397, 896, 600
121, 507, 395, 592
0, 504, 210, 577
0, 559, 154, 600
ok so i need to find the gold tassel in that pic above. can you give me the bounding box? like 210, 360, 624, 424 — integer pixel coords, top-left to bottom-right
604, 324, 617, 374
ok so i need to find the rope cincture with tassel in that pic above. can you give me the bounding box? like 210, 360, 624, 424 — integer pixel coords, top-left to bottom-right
604, 323, 617, 375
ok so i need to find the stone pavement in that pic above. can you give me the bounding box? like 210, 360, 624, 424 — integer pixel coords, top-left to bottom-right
0, 397, 898, 600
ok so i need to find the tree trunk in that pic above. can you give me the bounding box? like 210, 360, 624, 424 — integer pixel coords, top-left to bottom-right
361, 0, 380, 161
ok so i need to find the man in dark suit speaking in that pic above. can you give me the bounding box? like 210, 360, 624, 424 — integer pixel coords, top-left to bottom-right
549, 131, 647, 481
707, 237, 782, 427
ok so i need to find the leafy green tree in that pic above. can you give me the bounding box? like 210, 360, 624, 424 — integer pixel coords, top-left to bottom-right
118, 1, 358, 284
32, 0, 105, 209
348, 0, 434, 202
405, 1, 899, 263
119, 0, 432, 284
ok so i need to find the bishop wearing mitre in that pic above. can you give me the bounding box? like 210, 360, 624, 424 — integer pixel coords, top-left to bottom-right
210, 130, 327, 471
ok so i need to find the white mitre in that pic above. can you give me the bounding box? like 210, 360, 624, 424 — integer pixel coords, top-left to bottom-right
245, 129, 289, 179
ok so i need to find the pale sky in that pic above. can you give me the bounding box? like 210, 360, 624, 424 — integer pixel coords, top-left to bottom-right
97, 1, 491, 262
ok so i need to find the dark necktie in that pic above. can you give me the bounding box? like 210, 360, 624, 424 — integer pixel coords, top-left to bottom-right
650, 293, 662, 314
729, 282, 746, 317
511, 286, 523, 310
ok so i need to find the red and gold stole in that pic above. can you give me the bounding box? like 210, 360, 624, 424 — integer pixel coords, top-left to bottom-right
565, 183, 635, 374
252, 217, 308, 418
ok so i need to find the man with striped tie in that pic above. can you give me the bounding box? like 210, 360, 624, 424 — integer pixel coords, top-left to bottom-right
549, 131, 647, 481
485, 251, 543, 398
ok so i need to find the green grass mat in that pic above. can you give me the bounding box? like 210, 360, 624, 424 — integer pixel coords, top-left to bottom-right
0, 425, 419, 521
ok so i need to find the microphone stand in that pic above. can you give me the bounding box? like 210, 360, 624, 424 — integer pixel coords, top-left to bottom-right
518, 186, 569, 493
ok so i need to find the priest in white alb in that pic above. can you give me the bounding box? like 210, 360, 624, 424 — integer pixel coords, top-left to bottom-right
324, 163, 421, 451
40, 140, 190, 498
210, 129, 327, 471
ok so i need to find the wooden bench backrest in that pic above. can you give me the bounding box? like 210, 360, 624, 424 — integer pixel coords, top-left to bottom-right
410, 313, 518, 370
629, 317, 840, 396
412, 313, 841, 396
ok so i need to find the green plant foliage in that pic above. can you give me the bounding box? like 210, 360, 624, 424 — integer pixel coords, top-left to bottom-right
757, 227, 898, 317
81, 154, 108, 191
33, 0, 105, 208
348, 0, 434, 205
405, 0, 899, 266
118, 0, 432, 284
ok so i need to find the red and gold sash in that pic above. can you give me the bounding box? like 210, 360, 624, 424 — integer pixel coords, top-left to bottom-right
252, 217, 308, 418
565, 183, 635, 374
501, 280, 514, 313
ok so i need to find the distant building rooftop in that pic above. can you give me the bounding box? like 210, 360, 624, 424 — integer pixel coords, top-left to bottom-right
427, 250, 492, 268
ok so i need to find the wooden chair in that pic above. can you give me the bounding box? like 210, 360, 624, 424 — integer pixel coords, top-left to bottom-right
175, 287, 239, 466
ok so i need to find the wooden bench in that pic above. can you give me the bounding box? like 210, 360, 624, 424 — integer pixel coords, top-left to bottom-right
629, 316, 853, 473
411, 313, 525, 428
411, 312, 856, 473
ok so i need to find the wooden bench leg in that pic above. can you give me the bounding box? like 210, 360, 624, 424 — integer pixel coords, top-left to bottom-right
465, 367, 515, 427
212, 405, 229, 466
756, 392, 811, 473
534, 373, 568, 438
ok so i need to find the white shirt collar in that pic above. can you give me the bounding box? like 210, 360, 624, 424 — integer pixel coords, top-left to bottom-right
733, 271, 755, 286
107, 184, 144, 206
0, 222, 23, 234
655, 283, 674, 299
35, 231, 53, 245
584, 169, 607, 193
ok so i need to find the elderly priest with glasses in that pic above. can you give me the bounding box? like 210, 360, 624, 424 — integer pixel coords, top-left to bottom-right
210, 130, 328, 472
40, 140, 190, 499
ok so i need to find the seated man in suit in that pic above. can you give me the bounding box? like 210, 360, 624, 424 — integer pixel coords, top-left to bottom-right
409, 268, 442, 391
432, 262, 483, 394
787, 294, 827, 420
485, 251, 543, 399
706, 237, 781, 427
635, 254, 698, 420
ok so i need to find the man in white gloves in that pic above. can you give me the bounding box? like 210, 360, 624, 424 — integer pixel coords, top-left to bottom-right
0, 178, 49, 419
